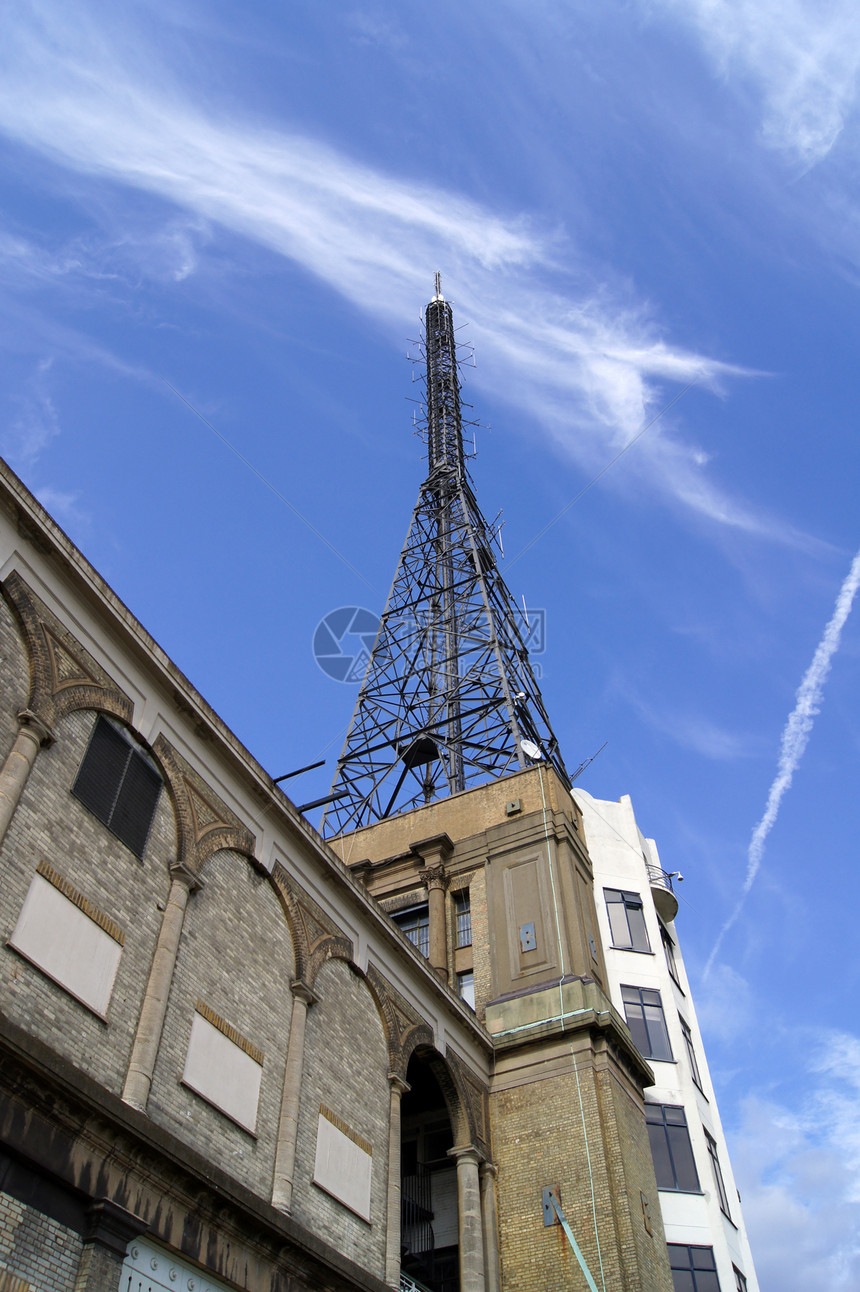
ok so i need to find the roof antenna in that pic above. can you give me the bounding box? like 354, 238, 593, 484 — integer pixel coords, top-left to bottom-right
434, 271, 443, 300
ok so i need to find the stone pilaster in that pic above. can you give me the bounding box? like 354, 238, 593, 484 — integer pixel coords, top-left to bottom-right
385, 1073, 410, 1287
73, 1199, 147, 1292
480, 1162, 501, 1292
271, 979, 318, 1212
122, 866, 201, 1111
450, 1146, 486, 1292
0, 710, 54, 850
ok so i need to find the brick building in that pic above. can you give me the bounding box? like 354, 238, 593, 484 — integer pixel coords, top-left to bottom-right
0, 441, 756, 1292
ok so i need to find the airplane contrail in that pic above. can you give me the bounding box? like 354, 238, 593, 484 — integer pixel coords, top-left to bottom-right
704, 546, 860, 977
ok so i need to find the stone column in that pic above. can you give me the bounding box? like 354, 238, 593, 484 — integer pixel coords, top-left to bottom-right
122, 865, 201, 1111
419, 864, 450, 982
385, 1073, 410, 1287
0, 709, 54, 850
74, 1199, 147, 1292
412, 833, 453, 982
480, 1162, 501, 1292
271, 980, 318, 1212
450, 1147, 486, 1292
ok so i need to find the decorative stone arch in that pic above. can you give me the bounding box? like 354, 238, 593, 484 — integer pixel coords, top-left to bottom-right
1, 571, 133, 734
404, 1042, 474, 1151
151, 734, 256, 877
364, 964, 434, 1082
269, 861, 352, 989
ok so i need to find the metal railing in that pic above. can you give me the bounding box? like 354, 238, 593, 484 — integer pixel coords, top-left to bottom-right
645, 862, 675, 894
400, 1275, 434, 1292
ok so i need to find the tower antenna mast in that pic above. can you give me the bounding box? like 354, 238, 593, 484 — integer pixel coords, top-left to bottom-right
322, 279, 570, 834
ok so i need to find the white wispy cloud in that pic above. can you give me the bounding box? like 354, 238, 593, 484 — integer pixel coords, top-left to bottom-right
735, 1031, 860, 1290
653, 0, 860, 166
705, 545, 860, 974
0, 2, 790, 539
624, 686, 761, 761
1, 357, 60, 472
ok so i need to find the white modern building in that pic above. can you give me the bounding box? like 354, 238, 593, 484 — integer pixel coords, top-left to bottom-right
576, 789, 759, 1292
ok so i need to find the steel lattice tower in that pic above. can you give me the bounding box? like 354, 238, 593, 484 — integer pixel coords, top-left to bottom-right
322, 280, 570, 835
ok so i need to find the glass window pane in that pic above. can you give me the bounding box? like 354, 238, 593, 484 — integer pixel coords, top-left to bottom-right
667, 1124, 700, 1191
643, 1002, 673, 1060
608, 900, 632, 948
627, 903, 650, 952
647, 1120, 675, 1189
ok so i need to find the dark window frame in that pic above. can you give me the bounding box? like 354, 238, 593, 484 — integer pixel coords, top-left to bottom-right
680, 1015, 705, 1092
71, 716, 161, 859
661, 924, 683, 989
705, 1130, 732, 1220
621, 984, 673, 1061
646, 1103, 701, 1193
392, 903, 430, 958
457, 969, 475, 1010
733, 1266, 748, 1292
454, 890, 472, 948
668, 1243, 721, 1292
605, 888, 651, 952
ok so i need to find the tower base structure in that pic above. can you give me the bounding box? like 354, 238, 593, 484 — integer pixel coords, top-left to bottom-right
334, 766, 674, 1292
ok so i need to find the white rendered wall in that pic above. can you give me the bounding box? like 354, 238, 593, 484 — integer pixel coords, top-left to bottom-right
574, 788, 759, 1292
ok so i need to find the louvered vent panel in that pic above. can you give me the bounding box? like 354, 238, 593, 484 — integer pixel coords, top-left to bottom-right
72, 717, 130, 825
112, 752, 161, 858
72, 717, 161, 858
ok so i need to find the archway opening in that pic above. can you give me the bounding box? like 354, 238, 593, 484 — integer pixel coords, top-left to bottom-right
400, 1052, 459, 1292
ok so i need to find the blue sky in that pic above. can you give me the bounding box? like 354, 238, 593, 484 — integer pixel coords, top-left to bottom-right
2, 3, 860, 1285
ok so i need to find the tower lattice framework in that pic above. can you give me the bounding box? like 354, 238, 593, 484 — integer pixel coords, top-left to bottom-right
322, 282, 570, 835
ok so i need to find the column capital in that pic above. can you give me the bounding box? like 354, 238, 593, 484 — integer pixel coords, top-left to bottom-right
388, 1073, 411, 1096
448, 1144, 483, 1167
17, 708, 54, 747
290, 979, 318, 1007
479, 1161, 499, 1180
168, 863, 204, 893
419, 863, 449, 892
84, 1198, 147, 1256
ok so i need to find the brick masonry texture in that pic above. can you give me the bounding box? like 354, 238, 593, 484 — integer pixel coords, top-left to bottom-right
147, 847, 296, 1198
491, 1039, 673, 1292
0, 1192, 82, 1292
0, 706, 174, 1094
0, 600, 29, 752
292, 957, 390, 1280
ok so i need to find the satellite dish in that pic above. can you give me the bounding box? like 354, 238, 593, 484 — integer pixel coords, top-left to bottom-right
520, 739, 543, 762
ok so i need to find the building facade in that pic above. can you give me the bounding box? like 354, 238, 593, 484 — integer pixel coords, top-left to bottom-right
0, 449, 757, 1292
576, 790, 759, 1292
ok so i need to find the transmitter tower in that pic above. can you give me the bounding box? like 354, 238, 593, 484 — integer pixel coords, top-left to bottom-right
323, 278, 569, 835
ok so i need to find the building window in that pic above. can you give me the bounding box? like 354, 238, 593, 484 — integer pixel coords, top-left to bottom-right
457, 970, 475, 1010
72, 716, 161, 859
646, 1104, 700, 1192
733, 1266, 748, 1292
662, 926, 682, 987
455, 891, 472, 947
392, 904, 430, 957
680, 1016, 704, 1091
621, 985, 673, 1061
668, 1244, 721, 1292
605, 888, 650, 952
705, 1131, 732, 1219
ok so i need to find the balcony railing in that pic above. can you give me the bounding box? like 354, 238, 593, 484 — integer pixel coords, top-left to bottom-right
645, 863, 678, 921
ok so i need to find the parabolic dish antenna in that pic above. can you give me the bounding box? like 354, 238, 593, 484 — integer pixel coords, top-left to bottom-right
520, 739, 544, 762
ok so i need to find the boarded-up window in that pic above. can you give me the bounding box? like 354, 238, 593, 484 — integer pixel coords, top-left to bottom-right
314, 1106, 373, 1221
181, 1007, 263, 1134
9, 869, 124, 1017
